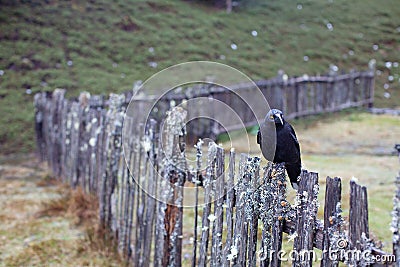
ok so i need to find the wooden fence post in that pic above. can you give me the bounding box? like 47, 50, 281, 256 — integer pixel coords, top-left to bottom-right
368, 59, 376, 108
86, 99, 102, 193
50, 89, 66, 177
117, 115, 130, 257
231, 155, 260, 266
259, 162, 291, 267
270, 163, 291, 267
198, 142, 217, 267
60, 98, 70, 183
142, 119, 158, 267
259, 163, 274, 267
155, 106, 187, 267
293, 170, 319, 267
247, 157, 260, 267
321, 176, 343, 267
226, 0, 232, 13
392, 144, 400, 264
69, 101, 80, 187
211, 146, 226, 266
134, 123, 146, 267
34, 92, 46, 161
108, 94, 125, 237
349, 180, 374, 266
77, 92, 91, 191
122, 116, 137, 262
192, 139, 204, 267
99, 94, 125, 230
231, 154, 249, 266
222, 148, 236, 267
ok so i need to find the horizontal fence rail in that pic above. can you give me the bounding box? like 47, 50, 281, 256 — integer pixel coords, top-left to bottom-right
34, 86, 399, 267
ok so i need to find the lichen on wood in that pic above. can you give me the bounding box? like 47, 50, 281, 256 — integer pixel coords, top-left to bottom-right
258, 162, 293, 267
392, 168, 400, 265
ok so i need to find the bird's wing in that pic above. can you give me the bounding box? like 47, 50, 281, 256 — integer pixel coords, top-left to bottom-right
289, 124, 300, 152
257, 128, 261, 144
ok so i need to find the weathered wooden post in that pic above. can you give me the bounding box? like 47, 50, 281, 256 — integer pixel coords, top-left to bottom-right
259, 163, 274, 267
50, 89, 66, 177
117, 114, 133, 257
99, 94, 125, 230
116, 114, 129, 257
368, 59, 376, 108
259, 162, 291, 267
108, 94, 125, 238
349, 180, 374, 266
60, 98, 71, 183
222, 148, 235, 267
121, 116, 137, 262
392, 144, 400, 265
191, 139, 203, 267
154, 106, 187, 267
129, 121, 144, 265
270, 163, 292, 267
293, 170, 319, 267
134, 123, 145, 267
34, 92, 47, 162
246, 157, 260, 267
231, 154, 249, 266
77, 92, 91, 191
321, 176, 343, 267
226, 0, 232, 13
326, 75, 335, 111
87, 95, 105, 193
95, 108, 107, 197
297, 80, 307, 114
211, 145, 226, 266
137, 128, 151, 266
142, 119, 158, 267
198, 142, 216, 267
69, 101, 80, 187
231, 155, 260, 266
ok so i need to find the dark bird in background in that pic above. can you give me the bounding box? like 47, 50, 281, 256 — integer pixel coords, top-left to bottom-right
257, 109, 301, 189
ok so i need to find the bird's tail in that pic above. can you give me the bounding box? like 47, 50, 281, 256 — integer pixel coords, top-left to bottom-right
285, 162, 301, 190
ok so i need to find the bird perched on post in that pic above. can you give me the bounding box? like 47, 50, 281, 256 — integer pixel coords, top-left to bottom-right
257, 109, 301, 189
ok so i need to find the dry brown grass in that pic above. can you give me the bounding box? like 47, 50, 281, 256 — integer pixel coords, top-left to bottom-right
0, 156, 123, 266
35, 189, 70, 218
36, 186, 97, 223
68, 187, 99, 226
34, 183, 122, 261
35, 173, 61, 187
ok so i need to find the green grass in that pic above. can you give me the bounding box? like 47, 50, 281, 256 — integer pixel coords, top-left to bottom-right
0, 0, 400, 153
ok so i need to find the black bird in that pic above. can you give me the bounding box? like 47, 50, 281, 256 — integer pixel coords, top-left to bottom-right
257, 109, 301, 189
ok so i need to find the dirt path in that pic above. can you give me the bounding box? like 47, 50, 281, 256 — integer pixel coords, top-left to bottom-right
0, 155, 120, 267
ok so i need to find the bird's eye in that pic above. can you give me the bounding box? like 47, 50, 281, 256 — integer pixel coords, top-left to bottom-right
270, 115, 274, 119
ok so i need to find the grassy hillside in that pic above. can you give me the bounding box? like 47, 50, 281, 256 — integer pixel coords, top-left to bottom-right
0, 0, 399, 153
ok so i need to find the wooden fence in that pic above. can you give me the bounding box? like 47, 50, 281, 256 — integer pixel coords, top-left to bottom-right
392, 145, 400, 266
130, 68, 375, 140
34, 89, 398, 267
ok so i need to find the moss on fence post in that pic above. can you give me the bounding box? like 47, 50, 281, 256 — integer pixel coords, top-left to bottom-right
258, 162, 293, 267
392, 144, 400, 264
292, 170, 319, 267
154, 106, 187, 267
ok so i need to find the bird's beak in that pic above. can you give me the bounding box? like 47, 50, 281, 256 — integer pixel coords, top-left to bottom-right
276, 113, 283, 125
